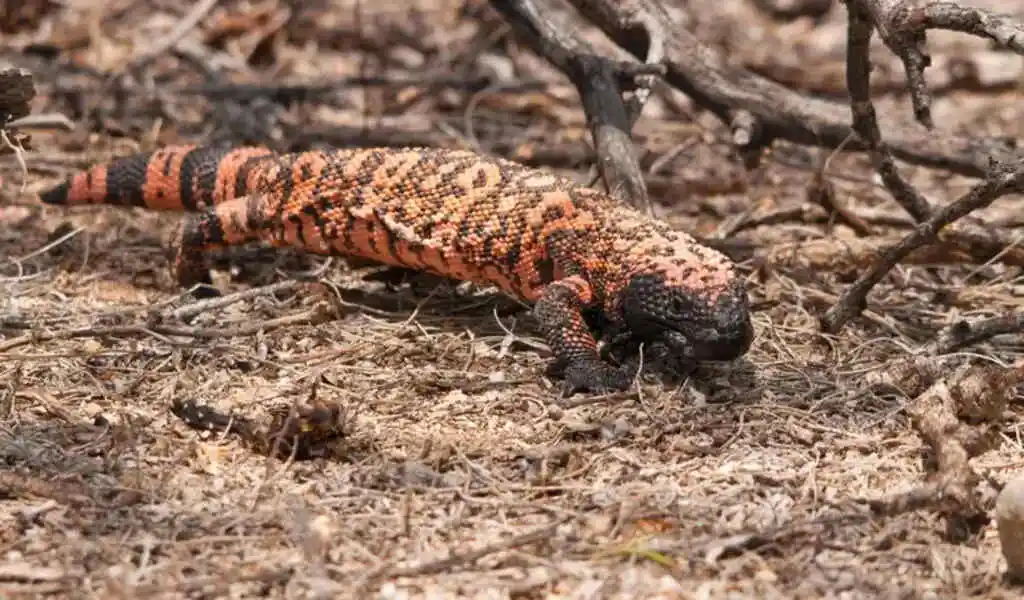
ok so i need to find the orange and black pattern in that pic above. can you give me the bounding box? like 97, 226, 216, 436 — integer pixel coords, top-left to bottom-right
41, 145, 754, 394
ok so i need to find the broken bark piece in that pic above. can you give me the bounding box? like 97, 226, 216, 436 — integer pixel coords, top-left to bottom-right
997, 475, 1024, 582
867, 360, 1020, 529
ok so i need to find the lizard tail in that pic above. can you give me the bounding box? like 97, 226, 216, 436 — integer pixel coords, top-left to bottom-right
38, 145, 276, 210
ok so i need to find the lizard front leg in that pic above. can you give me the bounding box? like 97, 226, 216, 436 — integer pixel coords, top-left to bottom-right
534, 276, 633, 395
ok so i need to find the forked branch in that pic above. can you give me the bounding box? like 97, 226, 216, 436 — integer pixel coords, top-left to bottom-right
489, 0, 664, 215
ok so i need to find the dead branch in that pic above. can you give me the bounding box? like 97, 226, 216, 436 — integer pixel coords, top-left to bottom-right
844, 1, 932, 221
820, 161, 1024, 333
848, 1, 1024, 129
865, 359, 1018, 523
489, 0, 664, 214
560, 0, 1024, 177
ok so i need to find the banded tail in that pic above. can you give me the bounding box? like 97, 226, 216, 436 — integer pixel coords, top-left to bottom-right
39, 145, 276, 210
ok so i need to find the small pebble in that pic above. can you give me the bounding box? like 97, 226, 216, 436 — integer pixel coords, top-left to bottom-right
996, 474, 1024, 581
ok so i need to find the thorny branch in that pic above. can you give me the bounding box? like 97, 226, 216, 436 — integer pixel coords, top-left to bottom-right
489, 0, 665, 215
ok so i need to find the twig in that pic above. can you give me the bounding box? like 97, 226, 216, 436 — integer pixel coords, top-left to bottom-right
168, 280, 311, 320
366, 516, 570, 581
490, 0, 664, 215
844, 2, 933, 222
808, 135, 874, 236
0, 307, 334, 353
820, 160, 1024, 333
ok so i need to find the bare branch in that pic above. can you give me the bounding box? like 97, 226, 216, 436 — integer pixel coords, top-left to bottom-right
566, 0, 1024, 178
847, 1, 1024, 128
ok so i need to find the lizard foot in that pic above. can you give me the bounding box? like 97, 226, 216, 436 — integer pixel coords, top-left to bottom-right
548, 358, 634, 396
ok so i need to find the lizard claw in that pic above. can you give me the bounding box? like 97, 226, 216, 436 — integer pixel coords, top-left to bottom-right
556, 359, 634, 396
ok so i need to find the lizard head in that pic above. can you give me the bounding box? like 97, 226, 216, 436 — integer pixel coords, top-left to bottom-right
618, 267, 753, 362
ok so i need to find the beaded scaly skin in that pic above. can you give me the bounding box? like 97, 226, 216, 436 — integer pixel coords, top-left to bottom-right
40, 145, 754, 393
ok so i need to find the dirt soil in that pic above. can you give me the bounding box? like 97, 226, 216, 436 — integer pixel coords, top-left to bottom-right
2, 0, 1024, 598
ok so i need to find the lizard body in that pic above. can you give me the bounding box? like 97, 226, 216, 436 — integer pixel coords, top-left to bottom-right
40, 145, 753, 392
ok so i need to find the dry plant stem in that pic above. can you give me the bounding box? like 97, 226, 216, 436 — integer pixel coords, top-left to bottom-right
845, 2, 933, 222
820, 162, 1024, 333
849, 0, 1024, 128
490, 0, 663, 214
565, 0, 1024, 177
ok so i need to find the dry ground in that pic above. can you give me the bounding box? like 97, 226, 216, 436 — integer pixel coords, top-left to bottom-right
2, 0, 1024, 598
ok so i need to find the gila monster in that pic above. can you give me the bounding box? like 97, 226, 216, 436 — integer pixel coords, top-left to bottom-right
39, 145, 754, 393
